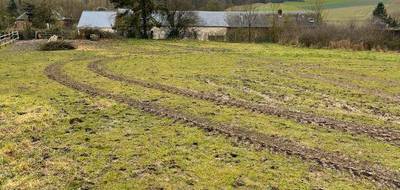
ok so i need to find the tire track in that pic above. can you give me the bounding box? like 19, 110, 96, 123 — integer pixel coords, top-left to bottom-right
283, 65, 400, 105
245, 62, 400, 120
45, 62, 400, 189
235, 58, 400, 121
88, 61, 400, 147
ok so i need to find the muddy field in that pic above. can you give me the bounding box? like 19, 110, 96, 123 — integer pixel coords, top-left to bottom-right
89, 61, 400, 146
1, 40, 400, 189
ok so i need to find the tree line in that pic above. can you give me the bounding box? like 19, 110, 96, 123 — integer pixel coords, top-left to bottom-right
1, 0, 399, 48
0, 0, 113, 19
112, 0, 201, 39
0, 0, 274, 16
0, 0, 263, 31
0, 0, 270, 32
0, 0, 114, 30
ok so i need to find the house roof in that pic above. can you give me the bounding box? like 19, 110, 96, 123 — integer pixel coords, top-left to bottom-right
196, 11, 311, 27
196, 11, 229, 27
76, 10, 308, 30
155, 11, 268, 27
16, 12, 29, 21
54, 11, 72, 21
196, 11, 272, 27
17, 11, 71, 22
156, 11, 308, 28
77, 11, 117, 29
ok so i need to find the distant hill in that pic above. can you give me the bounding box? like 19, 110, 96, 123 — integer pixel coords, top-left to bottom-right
227, 0, 400, 23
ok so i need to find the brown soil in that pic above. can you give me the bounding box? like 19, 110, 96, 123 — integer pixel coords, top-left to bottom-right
263, 63, 400, 118
45, 62, 400, 189
88, 61, 400, 147
10, 40, 46, 51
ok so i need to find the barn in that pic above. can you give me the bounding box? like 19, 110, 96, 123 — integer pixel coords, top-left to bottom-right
77, 11, 117, 33
152, 11, 234, 41
13, 12, 32, 31
151, 11, 311, 41
75, 10, 312, 41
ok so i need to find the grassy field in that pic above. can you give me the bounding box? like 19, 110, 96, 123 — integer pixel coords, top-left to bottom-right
228, 0, 399, 22
1, 40, 400, 189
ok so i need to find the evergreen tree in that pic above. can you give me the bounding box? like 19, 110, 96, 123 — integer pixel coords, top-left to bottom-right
373, 2, 398, 27
7, 0, 18, 17
0, 10, 8, 30
159, 0, 198, 38
373, 2, 387, 20
23, 1, 56, 29
110, 0, 156, 38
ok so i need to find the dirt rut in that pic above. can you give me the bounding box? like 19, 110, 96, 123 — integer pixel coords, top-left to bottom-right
88, 61, 400, 146
45, 62, 400, 189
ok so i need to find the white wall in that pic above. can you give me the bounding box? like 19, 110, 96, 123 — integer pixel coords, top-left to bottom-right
194, 27, 227, 41
151, 27, 227, 41
151, 27, 169, 40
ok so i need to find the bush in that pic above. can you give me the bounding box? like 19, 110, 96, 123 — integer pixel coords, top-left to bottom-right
298, 26, 335, 48
40, 41, 76, 51
78, 29, 118, 40
19, 27, 36, 40
35, 27, 69, 40
227, 28, 271, 42
224, 19, 398, 51
274, 22, 400, 51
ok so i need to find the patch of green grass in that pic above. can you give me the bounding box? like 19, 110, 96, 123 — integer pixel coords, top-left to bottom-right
1, 40, 399, 189
104, 41, 400, 129
62, 44, 400, 171
228, 0, 397, 22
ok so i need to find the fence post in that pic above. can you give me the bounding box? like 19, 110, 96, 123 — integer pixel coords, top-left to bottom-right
0, 31, 19, 48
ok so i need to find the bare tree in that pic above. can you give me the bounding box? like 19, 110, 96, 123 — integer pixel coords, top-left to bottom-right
0, 0, 114, 20
225, 0, 259, 42
270, 2, 281, 42
159, 0, 198, 38
226, 7, 268, 42
242, 1, 258, 42
310, 0, 325, 24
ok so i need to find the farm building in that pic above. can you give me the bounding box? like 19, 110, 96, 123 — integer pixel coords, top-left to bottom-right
151, 11, 313, 41
54, 12, 73, 28
13, 12, 32, 31
152, 11, 232, 41
77, 11, 117, 34
75, 10, 313, 41
13, 11, 72, 31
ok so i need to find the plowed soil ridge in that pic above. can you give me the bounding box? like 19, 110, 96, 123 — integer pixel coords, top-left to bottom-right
45, 62, 400, 189
88, 61, 400, 146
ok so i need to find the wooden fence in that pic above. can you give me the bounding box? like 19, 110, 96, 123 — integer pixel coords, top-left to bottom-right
0, 31, 19, 48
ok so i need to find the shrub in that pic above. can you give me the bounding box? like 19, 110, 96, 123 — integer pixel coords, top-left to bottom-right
227, 28, 271, 42
329, 40, 366, 51
275, 23, 400, 51
78, 29, 118, 40
19, 27, 36, 40
224, 19, 400, 51
39, 41, 76, 51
